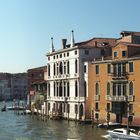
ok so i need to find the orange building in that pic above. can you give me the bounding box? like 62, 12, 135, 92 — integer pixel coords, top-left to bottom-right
86, 31, 140, 126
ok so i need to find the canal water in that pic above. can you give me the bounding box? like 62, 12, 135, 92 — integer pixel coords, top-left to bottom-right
0, 102, 107, 140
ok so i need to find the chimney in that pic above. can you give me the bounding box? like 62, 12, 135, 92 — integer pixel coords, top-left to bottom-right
62, 39, 67, 49
94, 41, 97, 47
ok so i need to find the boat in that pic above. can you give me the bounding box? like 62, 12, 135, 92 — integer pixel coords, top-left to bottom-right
98, 121, 121, 128
7, 106, 25, 110
1, 105, 6, 112
106, 128, 140, 140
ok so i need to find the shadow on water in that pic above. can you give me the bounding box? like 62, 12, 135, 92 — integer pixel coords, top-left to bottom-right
0, 102, 107, 140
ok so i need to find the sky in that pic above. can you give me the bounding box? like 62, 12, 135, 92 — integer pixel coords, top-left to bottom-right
0, 0, 140, 73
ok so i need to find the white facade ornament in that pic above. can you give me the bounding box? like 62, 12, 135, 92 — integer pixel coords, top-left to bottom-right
50, 37, 55, 53
70, 30, 75, 48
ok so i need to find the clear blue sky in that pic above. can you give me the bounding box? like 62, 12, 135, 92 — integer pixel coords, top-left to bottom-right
0, 0, 140, 73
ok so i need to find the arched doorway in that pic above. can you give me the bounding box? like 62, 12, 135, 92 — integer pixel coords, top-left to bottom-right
79, 104, 83, 120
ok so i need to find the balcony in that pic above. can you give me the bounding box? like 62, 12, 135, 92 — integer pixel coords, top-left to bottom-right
94, 95, 100, 101
46, 96, 85, 102
107, 95, 135, 102
112, 72, 128, 80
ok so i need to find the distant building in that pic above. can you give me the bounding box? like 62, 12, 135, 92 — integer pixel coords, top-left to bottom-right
27, 66, 47, 109
0, 73, 28, 101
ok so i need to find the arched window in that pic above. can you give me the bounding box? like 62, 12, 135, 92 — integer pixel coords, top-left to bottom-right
59, 62, 63, 74
59, 82, 62, 97
53, 63, 56, 75
84, 81, 87, 97
54, 82, 55, 96
48, 83, 50, 96
75, 59, 77, 73
95, 83, 99, 95
107, 82, 110, 95
129, 81, 133, 95
48, 64, 50, 76
67, 61, 69, 74
67, 82, 70, 97
75, 81, 78, 97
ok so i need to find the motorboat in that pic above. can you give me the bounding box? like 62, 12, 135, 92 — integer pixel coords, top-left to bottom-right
106, 128, 140, 140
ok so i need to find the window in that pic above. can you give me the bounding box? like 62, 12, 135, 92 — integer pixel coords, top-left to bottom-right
67, 82, 70, 97
59, 62, 63, 74
114, 51, 118, 58
48, 64, 50, 76
60, 54, 62, 58
85, 50, 89, 55
129, 104, 133, 114
67, 104, 70, 113
64, 82, 66, 97
95, 102, 99, 111
67, 52, 69, 56
54, 82, 55, 96
75, 104, 78, 114
95, 83, 99, 95
67, 61, 69, 74
75, 50, 77, 55
95, 113, 99, 120
84, 65, 86, 73
84, 81, 87, 97
107, 82, 110, 95
113, 83, 116, 96
123, 83, 126, 96
129, 81, 133, 95
48, 83, 50, 96
75, 81, 78, 97
53, 56, 55, 59
118, 84, 121, 96
48, 57, 50, 60
53, 64, 56, 75
107, 64, 111, 74
75, 59, 77, 73
107, 103, 110, 111
122, 51, 127, 57
129, 62, 134, 72
96, 65, 99, 74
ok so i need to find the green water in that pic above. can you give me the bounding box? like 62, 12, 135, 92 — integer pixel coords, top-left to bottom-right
0, 102, 107, 140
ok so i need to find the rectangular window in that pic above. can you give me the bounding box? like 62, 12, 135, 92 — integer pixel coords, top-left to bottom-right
84, 65, 86, 73
122, 51, 127, 57
129, 62, 134, 72
107, 103, 110, 111
113, 83, 116, 96
114, 51, 118, 58
107, 64, 111, 74
95, 102, 99, 111
96, 65, 99, 74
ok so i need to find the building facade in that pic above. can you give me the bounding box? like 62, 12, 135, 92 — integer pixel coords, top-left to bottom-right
27, 66, 47, 111
86, 31, 140, 126
46, 31, 116, 120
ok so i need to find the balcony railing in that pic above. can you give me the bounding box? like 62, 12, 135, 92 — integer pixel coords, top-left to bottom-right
106, 95, 135, 102
94, 95, 100, 101
46, 96, 85, 102
112, 72, 128, 80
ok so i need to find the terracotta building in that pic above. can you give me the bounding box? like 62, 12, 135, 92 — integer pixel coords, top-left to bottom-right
86, 31, 140, 126
27, 66, 47, 109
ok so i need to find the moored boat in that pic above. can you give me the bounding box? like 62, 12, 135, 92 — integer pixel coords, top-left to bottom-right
107, 128, 140, 140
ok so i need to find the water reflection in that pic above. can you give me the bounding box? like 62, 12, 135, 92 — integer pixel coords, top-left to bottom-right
0, 102, 107, 140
